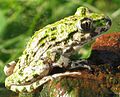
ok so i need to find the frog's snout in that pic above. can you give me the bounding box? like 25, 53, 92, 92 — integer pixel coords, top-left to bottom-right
106, 17, 112, 26
93, 17, 112, 34
106, 17, 112, 29
101, 17, 112, 32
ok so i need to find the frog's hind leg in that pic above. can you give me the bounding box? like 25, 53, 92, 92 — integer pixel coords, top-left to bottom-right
10, 72, 82, 93
68, 60, 92, 71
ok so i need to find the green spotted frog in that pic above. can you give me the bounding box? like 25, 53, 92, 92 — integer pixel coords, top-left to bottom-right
4, 7, 111, 93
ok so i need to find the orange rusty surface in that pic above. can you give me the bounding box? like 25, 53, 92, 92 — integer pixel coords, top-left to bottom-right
92, 32, 120, 53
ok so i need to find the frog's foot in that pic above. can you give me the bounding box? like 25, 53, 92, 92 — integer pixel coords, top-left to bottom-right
4, 61, 17, 76
68, 60, 92, 70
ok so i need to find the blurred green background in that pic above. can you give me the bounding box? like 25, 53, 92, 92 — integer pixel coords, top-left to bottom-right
0, 0, 120, 91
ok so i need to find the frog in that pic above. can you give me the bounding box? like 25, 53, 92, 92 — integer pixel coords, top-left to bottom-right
4, 7, 111, 93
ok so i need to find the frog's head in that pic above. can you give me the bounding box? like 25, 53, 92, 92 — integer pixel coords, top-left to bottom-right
75, 7, 111, 37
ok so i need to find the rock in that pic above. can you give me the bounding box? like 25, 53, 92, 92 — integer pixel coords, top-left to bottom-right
89, 32, 120, 67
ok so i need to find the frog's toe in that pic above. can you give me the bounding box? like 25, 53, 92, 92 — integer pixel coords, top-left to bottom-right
68, 60, 92, 70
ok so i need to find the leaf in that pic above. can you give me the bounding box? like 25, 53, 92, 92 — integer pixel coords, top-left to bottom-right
0, 60, 5, 83
0, 10, 7, 37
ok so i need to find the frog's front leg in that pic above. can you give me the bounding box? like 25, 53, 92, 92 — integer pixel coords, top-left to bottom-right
52, 47, 92, 70
48, 46, 91, 71
62, 47, 92, 70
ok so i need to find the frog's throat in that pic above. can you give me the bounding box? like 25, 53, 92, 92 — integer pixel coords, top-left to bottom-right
77, 33, 98, 48
8, 72, 81, 93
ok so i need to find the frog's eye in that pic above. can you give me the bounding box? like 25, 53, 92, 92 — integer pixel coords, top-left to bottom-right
77, 18, 93, 32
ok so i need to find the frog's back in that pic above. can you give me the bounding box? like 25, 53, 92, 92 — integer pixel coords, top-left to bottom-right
24, 15, 79, 58
28, 15, 79, 48
13, 15, 80, 71
23, 7, 92, 58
